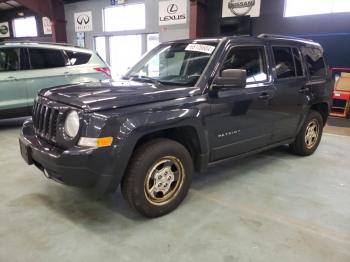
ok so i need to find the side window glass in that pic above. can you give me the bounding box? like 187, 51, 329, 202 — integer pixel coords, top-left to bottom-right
29, 48, 66, 69
292, 48, 303, 76
273, 47, 296, 79
301, 47, 325, 78
65, 51, 92, 66
0, 48, 20, 72
222, 46, 268, 83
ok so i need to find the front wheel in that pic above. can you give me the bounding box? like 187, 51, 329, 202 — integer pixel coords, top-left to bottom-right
121, 138, 193, 218
290, 110, 323, 156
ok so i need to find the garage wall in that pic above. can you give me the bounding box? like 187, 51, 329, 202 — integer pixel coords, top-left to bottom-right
203, 0, 350, 67
64, 0, 190, 49
0, 7, 52, 42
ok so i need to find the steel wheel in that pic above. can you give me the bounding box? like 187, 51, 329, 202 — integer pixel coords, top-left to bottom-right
144, 156, 185, 206
304, 119, 320, 149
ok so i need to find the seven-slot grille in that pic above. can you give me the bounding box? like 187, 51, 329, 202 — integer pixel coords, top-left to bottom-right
32, 100, 60, 141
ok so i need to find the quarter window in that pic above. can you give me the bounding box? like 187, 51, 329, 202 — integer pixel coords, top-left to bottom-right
222, 46, 268, 83
301, 47, 326, 78
273, 47, 296, 79
0, 48, 20, 72
28, 48, 66, 69
65, 51, 92, 65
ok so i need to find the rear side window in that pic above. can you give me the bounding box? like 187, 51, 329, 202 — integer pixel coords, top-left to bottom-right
301, 47, 326, 78
222, 46, 268, 83
292, 47, 303, 76
273, 47, 296, 79
29, 48, 66, 69
0, 48, 21, 72
65, 51, 91, 65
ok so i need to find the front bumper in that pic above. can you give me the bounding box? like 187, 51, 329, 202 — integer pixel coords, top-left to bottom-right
19, 119, 117, 193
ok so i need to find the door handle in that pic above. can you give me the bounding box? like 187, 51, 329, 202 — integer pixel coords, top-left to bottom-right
298, 87, 310, 94
7, 76, 17, 81
64, 72, 72, 77
259, 92, 271, 100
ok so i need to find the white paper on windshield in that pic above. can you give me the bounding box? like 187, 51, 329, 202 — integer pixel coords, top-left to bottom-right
185, 44, 215, 54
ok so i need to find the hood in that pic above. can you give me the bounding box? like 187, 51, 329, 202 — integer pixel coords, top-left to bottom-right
40, 80, 195, 112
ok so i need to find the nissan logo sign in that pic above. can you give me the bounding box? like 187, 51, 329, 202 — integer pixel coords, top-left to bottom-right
167, 4, 179, 14
228, 0, 255, 16
76, 14, 90, 25
0, 24, 9, 35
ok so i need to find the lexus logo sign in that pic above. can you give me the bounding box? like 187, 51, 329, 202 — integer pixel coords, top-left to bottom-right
74, 11, 93, 32
159, 0, 187, 26
167, 4, 178, 14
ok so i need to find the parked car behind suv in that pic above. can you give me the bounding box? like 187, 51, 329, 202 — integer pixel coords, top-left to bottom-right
19, 35, 332, 217
0, 42, 111, 119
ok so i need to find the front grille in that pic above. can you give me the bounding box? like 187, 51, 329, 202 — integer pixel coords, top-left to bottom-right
33, 100, 60, 141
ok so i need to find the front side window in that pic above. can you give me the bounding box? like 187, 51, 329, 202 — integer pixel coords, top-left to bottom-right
126, 42, 218, 86
273, 46, 296, 79
222, 46, 268, 83
29, 48, 66, 69
0, 48, 20, 72
301, 47, 326, 78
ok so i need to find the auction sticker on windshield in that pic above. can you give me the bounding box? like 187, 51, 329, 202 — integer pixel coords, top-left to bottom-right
185, 44, 216, 54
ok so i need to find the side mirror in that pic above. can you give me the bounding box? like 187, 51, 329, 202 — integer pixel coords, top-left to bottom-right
213, 69, 247, 88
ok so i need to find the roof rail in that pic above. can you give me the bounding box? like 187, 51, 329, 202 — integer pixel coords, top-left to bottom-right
0, 40, 83, 49
257, 34, 314, 42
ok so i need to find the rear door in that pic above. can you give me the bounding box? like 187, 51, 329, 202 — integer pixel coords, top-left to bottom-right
25, 47, 71, 106
0, 47, 29, 116
269, 45, 308, 142
207, 45, 275, 161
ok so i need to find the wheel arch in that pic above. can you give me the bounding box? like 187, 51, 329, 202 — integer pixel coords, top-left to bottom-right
310, 102, 330, 126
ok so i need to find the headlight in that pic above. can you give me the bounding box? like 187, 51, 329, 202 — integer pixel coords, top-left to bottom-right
64, 110, 80, 138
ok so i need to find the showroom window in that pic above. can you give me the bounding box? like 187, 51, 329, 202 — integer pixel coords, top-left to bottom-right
13, 16, 38, 37
28, 48, 66, 69
222, 46, 268, 83
301, 47, 326, 79
94, 37, 107, 62
103, 3, 145, 32
273, 47, 297, 79
285, 0, 350, 17
0, 48, 20, 71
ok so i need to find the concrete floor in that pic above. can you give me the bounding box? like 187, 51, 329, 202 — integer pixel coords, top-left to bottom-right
0, 118, 350, 262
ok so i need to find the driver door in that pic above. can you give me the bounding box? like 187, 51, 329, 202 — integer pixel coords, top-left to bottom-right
207, 45, 275, 162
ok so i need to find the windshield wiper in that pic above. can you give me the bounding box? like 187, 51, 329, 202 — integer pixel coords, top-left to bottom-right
128, 75, 166, 88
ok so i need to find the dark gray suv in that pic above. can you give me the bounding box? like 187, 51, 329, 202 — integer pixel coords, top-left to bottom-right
19, 34, 333, 217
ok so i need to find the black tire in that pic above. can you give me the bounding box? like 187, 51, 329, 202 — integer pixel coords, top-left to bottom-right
290, 110, 323, 156
121, 138, 193, 218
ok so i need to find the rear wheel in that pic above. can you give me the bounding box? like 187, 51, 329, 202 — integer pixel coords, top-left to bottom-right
121, 138, 193, 218
290, 110, 323, 156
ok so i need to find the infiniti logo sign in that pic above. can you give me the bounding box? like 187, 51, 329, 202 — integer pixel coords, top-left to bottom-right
167, 4, 178, 14
76, 14, 90, 25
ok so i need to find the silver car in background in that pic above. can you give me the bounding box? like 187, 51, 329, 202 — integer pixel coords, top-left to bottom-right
0, 42, 111, 119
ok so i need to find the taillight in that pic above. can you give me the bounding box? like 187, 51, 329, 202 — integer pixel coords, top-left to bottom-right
95, 67, 111, 77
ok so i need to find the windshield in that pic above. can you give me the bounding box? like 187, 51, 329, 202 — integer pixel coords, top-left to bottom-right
125, 42, 218, 87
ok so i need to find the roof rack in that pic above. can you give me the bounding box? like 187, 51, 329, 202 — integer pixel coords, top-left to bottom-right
0, 40, 83, 49
257, 34, 314, 42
